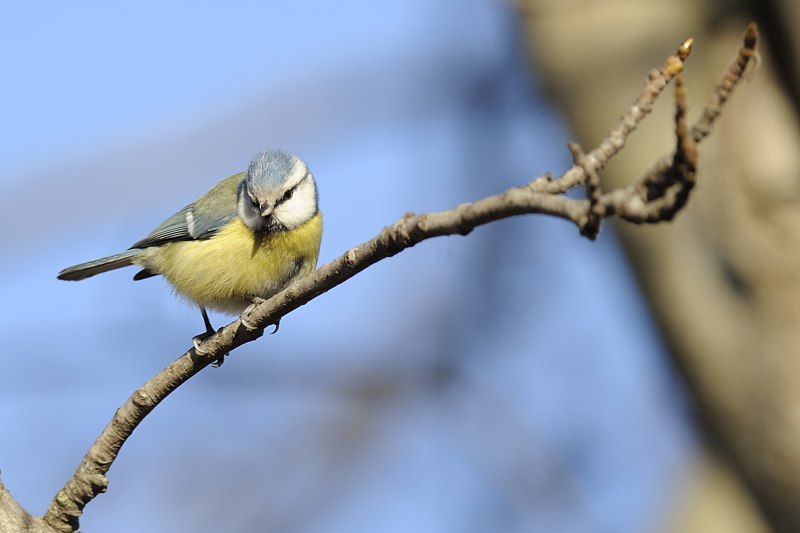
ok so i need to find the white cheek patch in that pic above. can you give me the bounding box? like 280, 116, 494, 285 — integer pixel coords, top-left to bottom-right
274, 178, 317, 229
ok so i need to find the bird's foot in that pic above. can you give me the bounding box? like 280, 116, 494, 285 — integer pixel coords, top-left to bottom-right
193, 330, 228, 366
192, 331, 228, 367
193, 307, 227, 366
240, 297, 279, 333
192, 329, 214, 354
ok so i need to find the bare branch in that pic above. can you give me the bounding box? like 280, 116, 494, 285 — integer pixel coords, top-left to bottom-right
691, 22, 759, 143
40, 23, 759, 533
1, 479, 50, 533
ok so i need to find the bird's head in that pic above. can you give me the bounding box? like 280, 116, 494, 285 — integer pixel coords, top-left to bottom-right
237, 150, 319, 233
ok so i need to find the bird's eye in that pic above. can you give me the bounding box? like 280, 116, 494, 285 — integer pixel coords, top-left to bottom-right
280, 188, 294, 204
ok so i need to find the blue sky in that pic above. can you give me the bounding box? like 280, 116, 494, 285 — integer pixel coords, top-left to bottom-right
0, 2, 692, 532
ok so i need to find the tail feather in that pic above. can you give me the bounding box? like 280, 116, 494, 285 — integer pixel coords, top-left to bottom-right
57, 249, 141, 281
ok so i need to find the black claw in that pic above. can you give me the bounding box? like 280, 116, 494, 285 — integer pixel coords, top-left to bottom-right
270, 320, 281, 334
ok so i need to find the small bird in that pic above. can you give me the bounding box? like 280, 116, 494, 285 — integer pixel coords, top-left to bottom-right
58, 149, 323, 351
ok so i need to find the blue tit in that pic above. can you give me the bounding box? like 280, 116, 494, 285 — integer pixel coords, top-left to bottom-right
58, 149, 323, 343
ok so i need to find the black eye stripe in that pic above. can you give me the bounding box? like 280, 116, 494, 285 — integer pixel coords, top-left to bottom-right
278, 183, 299, 204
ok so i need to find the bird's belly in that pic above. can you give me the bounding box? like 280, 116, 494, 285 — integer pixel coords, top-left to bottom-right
139, 214, 322, 314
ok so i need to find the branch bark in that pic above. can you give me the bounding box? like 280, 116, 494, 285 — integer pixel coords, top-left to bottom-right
0, 24, 757, 533
0, 480, 50, 533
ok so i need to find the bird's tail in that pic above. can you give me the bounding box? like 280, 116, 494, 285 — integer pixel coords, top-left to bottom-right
57, 249, 141, 281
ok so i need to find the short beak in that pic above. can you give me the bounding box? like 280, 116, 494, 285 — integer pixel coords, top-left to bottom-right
260, 205, 274, 218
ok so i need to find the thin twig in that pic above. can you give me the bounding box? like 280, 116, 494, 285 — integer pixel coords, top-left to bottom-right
568, 142, 603, 239
692, 22, 759, 143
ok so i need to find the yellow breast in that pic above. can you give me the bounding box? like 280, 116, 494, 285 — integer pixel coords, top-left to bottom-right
140, 212, 322, 314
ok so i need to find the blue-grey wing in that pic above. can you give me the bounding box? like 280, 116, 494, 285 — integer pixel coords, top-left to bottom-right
129, 173, 244, 249
129, 203, 235, 249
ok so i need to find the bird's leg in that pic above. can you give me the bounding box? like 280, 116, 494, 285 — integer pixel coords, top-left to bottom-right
201, 307, 214, 334
192, 307, 215, 348
193, 307, 227, 366
240, 297, 280, 333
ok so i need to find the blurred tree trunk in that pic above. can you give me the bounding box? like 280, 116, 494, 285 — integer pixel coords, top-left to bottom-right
519, 1, 800, 532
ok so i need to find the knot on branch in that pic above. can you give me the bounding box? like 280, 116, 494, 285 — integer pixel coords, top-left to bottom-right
45, 472, 108, 532
381, 211, 426, 256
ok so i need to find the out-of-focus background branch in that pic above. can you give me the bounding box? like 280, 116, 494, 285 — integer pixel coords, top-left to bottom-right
0, 2, 782, 532
521, 1, 800, 532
